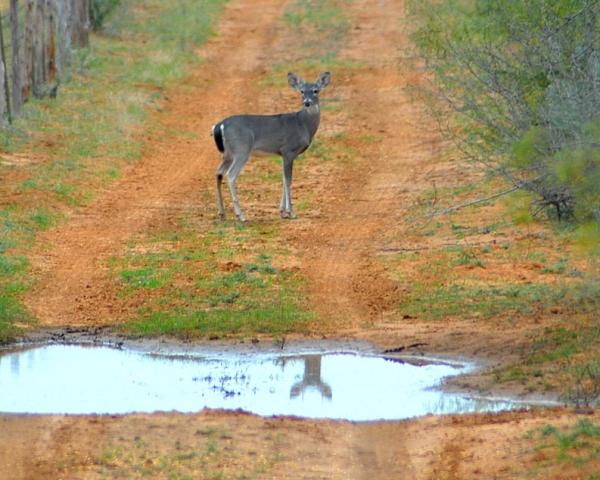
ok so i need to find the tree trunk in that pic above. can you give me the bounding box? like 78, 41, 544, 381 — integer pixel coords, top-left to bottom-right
10, 0, 23, 116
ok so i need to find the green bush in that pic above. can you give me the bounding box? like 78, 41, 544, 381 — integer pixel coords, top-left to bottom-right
408, 0, 600, 238
90, 0, 121, 29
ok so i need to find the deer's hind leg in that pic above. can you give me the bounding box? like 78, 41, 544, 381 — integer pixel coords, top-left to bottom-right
226, 151, 251, 222
216, 153, 232, 219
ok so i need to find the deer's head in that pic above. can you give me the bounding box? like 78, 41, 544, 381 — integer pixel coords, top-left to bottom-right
288, 72, 331, 109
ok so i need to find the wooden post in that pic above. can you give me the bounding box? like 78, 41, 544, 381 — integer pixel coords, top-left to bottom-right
32, 0, 45, 96
70, 0, 89, 48
54, 0, 71, 80
82, 0, 90, 46
44, 0, 56, 83
10, 0, 23, 116
23, 0, 34, 100
0, 13, 10, 124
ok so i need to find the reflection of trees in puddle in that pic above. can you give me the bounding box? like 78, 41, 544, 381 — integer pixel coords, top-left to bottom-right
289, 355, 332, 400
0, 346, 49, 376
426, 395, 516, 415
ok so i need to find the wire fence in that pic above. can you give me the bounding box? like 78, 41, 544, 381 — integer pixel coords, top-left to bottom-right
0, 0, 91, 125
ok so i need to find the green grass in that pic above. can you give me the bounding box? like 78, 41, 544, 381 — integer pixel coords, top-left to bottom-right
0, 296, 30, 344
398, 282, 566, 321
128, 304, 312, 339
529, 419, 600, 478
283, 0, 352, 57
0, 0, 227, 341
116, 224, 314, 340
386, 166, 600, 394
491, 281, 599, 393
95, 427, 280, 479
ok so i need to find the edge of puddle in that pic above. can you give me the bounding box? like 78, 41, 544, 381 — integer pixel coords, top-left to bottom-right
3, 326, 562, 410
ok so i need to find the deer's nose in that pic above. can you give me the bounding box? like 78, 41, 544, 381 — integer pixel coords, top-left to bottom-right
304, 99, 312, 107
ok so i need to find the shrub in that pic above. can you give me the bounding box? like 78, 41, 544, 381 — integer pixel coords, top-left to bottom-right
90, 0, 121, 29
408, 0, 600, 236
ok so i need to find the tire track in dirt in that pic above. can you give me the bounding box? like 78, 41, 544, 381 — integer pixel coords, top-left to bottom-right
284, 0, 443, 331
25, 0, 287, 326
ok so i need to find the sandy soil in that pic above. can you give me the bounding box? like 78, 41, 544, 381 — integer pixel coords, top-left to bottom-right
2, 409, 597, 479
1, 0, 597, 479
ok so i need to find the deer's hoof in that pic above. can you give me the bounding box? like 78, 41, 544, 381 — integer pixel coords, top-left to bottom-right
280, 210, 297, 220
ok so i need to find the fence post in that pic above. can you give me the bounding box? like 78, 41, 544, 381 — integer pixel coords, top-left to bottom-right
54, 0, 71, 80
10, 0, 23, 116
0, 12, 9, 124
32, 0, 46, 97
45, 0, 56, 83
23, 0, 34, 100
70, 0, 89, 48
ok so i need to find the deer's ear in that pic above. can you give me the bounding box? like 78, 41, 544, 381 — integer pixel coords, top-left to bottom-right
288, 72, 304, 91
316, 72, 331, 89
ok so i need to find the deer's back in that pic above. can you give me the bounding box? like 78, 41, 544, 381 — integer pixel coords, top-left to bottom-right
221, 113, 311, 156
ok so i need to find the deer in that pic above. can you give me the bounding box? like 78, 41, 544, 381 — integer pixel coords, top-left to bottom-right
212, 71, 331, 222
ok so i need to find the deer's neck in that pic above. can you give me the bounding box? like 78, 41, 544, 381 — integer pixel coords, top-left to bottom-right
299, 104, 321, 142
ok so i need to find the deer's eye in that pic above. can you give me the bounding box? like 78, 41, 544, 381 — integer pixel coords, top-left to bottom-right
313, 89, 319, 94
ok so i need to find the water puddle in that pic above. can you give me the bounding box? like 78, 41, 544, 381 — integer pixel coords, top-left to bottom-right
0, 344, 521, 421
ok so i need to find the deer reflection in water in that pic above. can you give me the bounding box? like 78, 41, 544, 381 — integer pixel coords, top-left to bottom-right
289, 355, 332, 400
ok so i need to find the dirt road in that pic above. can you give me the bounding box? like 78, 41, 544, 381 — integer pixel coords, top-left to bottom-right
25, 0, 287, 326
2, 0, 595, 479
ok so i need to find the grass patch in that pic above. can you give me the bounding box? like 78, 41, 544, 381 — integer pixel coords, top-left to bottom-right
528, 419, 600, 478
128, 304, 312, 339
0, 252, 32, 343
387, 168, 600, 394
491, 279, 600, 395
96, 427, 281, 479
390, 174, 598, 327
116, 224, 314, 340
399, 282, 566, 321
283, 0, 352, 58
0, 296, 30, 344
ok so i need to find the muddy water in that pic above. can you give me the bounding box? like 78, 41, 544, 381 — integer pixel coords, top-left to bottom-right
0, 345, 518, 420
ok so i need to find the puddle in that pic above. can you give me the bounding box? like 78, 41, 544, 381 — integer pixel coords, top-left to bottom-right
0, 344, 521, 421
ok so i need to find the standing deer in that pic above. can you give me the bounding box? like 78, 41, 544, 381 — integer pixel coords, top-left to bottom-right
212, 71, 331, 222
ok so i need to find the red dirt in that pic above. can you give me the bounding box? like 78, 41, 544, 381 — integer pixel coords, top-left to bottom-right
2, 0, 596, 479
2, 409, 597, 479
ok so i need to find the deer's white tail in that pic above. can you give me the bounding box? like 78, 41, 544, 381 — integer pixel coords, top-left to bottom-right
212, 122, 225, 153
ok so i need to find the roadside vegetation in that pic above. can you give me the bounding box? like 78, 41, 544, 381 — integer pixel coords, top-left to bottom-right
407, 0, 599, 237
404, 0, 599, 400
94, 424, 283, 479
0, 0, 226, 343
526, 419, 600, 479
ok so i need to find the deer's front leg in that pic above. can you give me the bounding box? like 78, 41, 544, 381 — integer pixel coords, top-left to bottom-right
280, 155, 296, 219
